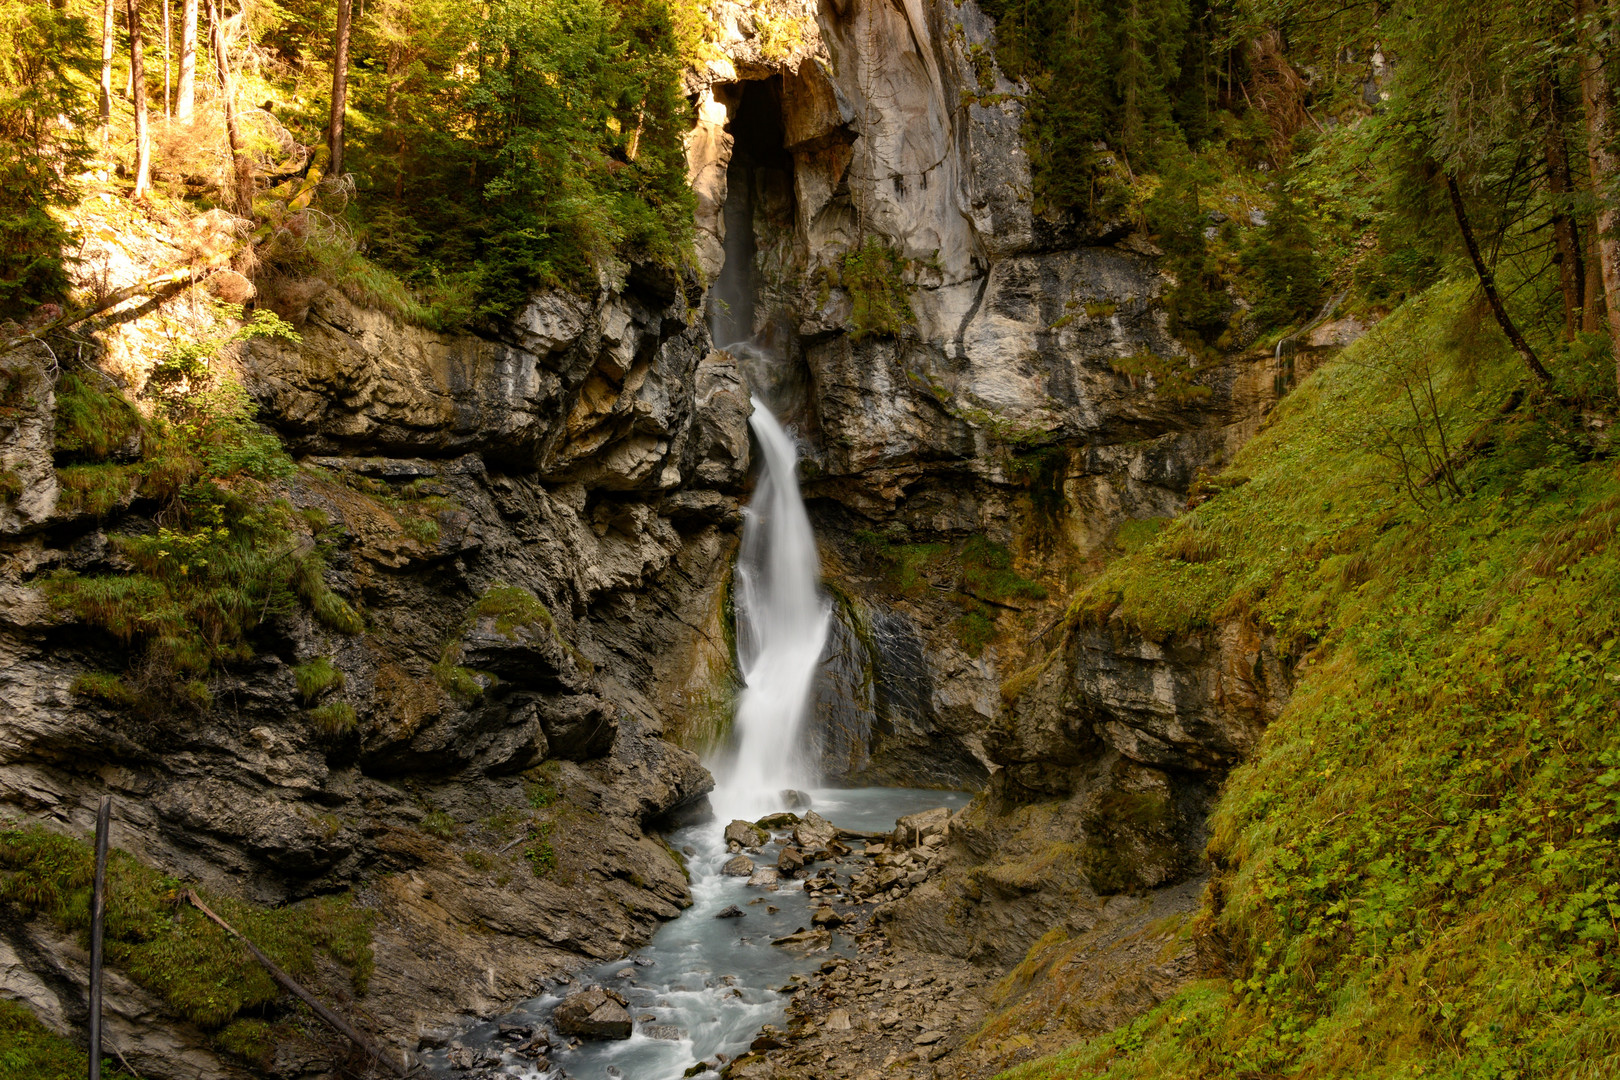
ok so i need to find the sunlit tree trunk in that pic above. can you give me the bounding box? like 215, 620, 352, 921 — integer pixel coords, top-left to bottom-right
100, 0, 115, 141
163, 0, 171, 119
329, 0, 353, 178
176, 0, 196, 121
129, 0, 151, 197
209, 0, 251, 213
1576, 0, 1620, 378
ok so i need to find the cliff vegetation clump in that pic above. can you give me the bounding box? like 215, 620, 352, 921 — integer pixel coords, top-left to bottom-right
45, 311, 363, 705
0, 824, 373, 1070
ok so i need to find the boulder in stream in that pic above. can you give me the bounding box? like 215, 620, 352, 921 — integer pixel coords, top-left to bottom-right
771, 928, 832, 951
716, 904, 745, 918
756, 812, 800, 830
777, 846, 805, 877
553, 986, 633, 1040
721, 854, 755, 876
792, 811, 836, 851
780, 789, 812, 809
725, 819, 769, 848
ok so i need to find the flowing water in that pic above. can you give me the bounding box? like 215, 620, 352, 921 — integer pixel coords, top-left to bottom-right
440, 788, 971, 1079
423, 392, 969, 1078
711, 398, 832, 820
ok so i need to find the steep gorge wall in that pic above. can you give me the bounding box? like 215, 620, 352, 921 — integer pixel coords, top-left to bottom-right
0, 258, 752, 1072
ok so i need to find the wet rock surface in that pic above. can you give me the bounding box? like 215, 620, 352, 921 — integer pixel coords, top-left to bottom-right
553, 987, 633, 1040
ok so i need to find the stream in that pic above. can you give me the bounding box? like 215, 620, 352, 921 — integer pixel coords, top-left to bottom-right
431, 787, 970, 1079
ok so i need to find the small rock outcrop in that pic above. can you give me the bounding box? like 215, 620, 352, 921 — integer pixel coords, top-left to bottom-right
553, 986, 634, 1040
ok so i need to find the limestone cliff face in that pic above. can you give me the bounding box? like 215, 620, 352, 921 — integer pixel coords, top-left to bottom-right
688, 0, 1293, 788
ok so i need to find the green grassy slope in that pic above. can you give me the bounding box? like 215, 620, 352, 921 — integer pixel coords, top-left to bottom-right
1002, 283, 1620, 1079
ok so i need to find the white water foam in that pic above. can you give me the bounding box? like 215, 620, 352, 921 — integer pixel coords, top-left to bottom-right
710, 396, 831, 821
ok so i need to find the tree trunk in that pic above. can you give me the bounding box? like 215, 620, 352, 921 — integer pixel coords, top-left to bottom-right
329, 0, 353, 178
129, 0, 151, 197
1544, 71, 1587, 340
177, 0, 195, 120
1447, 174, 1554, 387
163, 0, 171, 118
209, 0, 252, 213
1576, 0, 1620, 387
100, 0, 115, 139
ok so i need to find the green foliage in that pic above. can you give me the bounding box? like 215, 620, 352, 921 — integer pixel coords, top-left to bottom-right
53, 373, 142, 462
53, 463, 139, 517
839, 238, 915, 342
293, 657, 345, 703
853, 530, 948, 596
1022, 281, 1620, 1078
45, 323, 364, 699
0, 823, 372, 1050
1112, 517, 1170, 552
960, 536, 1048, 603
1142, 160, 1233, 348
419, 810, 457, 840
0, 998, 136, 1080
70, 670, 138, 706
978, 0, 1206, 216
952, 605, 998, 657
472, 583, 557, 639
212, 1019, 276, 1069
1244, 176, 1323, 329
1109, 350, 1213, 404
523, 822, 558, 876
336, 0, 695, 315
307, 700, 357, 735
0, 0, 92, 318
525, 767, 561, 809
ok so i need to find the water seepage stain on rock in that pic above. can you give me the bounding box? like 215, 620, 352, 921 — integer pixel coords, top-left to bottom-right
553, 986, 634, 1040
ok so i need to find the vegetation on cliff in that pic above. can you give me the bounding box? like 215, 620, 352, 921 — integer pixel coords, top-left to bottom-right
1000, 278, 1620, 1077
0, 824, 373, 1070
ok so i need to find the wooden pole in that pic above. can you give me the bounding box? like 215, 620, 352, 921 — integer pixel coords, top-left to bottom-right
183, 891, 411, 1076
88, 795, 112, 1080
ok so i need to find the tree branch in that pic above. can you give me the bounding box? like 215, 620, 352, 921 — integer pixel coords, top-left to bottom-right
1446, 173, 1554, 387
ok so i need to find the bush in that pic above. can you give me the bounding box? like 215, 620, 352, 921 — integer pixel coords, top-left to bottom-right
840, 238, 914, 342
293, 657, 344, 703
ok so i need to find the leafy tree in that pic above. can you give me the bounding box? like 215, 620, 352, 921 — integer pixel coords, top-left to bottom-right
0, 0, 94, 319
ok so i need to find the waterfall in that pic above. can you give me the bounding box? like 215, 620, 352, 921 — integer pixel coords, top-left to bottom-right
710, 396, 830, 819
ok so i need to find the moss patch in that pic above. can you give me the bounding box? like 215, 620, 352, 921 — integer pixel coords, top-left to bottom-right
0, 998, 138, 1080
0, 823, 372, 1063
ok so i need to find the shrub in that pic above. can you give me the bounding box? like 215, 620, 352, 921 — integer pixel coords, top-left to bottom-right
840, 237, 915, 342
307, 701, 357, 736
293, 657, 344, 703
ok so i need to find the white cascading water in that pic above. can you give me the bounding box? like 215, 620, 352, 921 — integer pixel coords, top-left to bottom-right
710, 394, 830, 820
